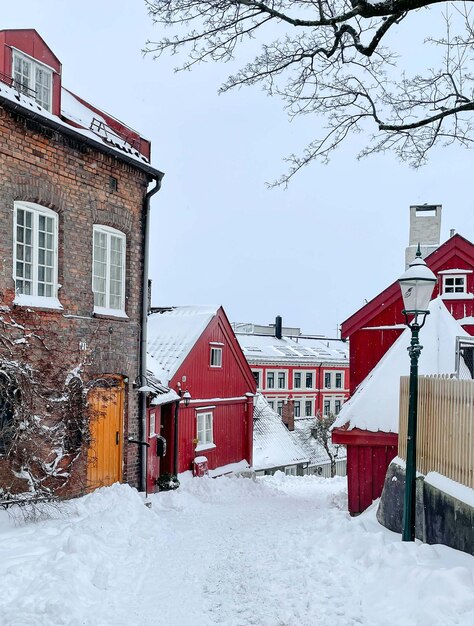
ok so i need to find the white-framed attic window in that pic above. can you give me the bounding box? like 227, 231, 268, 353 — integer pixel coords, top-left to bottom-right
92, 225, 127, 317
210, 346, 222, 368
13, 201, 61, 309
12, 49, 53, 112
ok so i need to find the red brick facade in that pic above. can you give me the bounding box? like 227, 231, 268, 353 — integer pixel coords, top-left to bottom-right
0, 34, 159, 498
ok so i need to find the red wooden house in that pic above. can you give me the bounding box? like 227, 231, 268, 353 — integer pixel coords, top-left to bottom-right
146, 306, 256, 487
333, 220, 474, 515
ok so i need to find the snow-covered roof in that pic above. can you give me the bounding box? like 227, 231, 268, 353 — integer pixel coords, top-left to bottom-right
291, 417, 346, 467
253, 394, 308, 471
0, 78, 160, 176
333, 298, 470, 434
147, 306, 218, 385
145, 370, 181, 406
236, 333, 348, 365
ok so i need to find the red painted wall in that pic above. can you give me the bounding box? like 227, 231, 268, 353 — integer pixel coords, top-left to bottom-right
169, 308, 256, 474
249, 361, 349, 416
0, 29, 61, 115
337, 235, 474, 515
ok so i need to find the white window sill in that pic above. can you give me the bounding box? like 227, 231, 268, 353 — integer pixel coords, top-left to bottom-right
93, 306, 129, 319
195, 443, 216, 453
441, 293, 473, 300
13, 295, 63, 310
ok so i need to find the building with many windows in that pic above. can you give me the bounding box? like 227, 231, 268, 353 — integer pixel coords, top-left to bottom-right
233, 317, 349, 419
0, 29, 163, 498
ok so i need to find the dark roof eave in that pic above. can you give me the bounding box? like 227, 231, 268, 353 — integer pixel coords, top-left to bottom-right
0, 94, 164, 181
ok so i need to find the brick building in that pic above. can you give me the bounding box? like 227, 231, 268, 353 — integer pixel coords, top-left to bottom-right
0, 29, 163, 499
233, 317, 349, 418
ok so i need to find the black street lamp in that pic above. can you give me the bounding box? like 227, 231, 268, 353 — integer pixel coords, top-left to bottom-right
398, 246, 437, 542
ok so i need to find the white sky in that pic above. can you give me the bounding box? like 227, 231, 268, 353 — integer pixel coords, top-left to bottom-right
3, 1, 474, 336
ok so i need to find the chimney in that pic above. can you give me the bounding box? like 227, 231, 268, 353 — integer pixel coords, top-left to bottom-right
275, 315, 282, 340
282, 399, 295, 431
405, 204, 442, 268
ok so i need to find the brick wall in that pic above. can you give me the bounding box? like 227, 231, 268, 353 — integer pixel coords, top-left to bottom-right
0, 105, 151, 496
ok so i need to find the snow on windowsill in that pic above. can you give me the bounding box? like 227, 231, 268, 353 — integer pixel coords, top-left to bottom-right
13, 294, 63, 310
441, 293, 473, 300
93, 307, 129, 320
195, 443, 216, 453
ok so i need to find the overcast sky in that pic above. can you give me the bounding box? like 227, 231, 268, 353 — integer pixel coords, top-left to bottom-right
3, 1, 474, 337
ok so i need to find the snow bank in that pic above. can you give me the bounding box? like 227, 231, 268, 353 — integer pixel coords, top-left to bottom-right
0, 477, 473, 625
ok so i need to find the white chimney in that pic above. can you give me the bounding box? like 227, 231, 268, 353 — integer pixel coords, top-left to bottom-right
405, 204, 442, 268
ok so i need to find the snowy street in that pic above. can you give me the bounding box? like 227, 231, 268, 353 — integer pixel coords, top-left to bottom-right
0, 475, 473, 626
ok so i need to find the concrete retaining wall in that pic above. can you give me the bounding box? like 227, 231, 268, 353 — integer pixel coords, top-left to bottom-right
377, 460, 474, 556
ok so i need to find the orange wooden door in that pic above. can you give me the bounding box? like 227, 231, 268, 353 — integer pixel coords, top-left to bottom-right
87, 379, 124, 489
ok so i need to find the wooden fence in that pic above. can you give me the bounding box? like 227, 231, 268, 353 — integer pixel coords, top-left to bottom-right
399, 375, 474, 489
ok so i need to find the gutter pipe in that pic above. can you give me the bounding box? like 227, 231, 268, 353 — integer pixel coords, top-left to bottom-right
139, 175, 163, 492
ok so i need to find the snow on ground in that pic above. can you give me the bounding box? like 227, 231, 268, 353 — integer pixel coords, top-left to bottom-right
0, 475, 473, 626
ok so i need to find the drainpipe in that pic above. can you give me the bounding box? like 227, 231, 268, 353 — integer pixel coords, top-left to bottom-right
139, 175, 163, 492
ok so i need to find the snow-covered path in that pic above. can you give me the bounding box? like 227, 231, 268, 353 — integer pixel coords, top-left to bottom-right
0, 475, 473, 626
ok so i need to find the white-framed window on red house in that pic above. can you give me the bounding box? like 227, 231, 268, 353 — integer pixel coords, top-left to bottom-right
443, 274, 467, 294
210, 346, 223, 367
12, 49, 53, 111
196, 411, 213, 446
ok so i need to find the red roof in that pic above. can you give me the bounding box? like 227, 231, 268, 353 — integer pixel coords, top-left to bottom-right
342, 234, 474, 338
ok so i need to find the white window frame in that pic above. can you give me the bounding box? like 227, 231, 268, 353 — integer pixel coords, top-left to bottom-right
293, 371, 302, 389
324, 372, 332, 389
305, 399, 313, 416
442, 274, 467, 295
92, 225, 127, 317
196, 411, 214, 449
266, 371, 275, 389
13, 201, 60, 308
12, 49, 53, 112
294, 400, 301, 417
304, 371, 315, 389
210, 346, 223, 368
334, 372, 344, 389
285, 466, 297, 476
252, 369, 263, 389
323, 399, 331, 416
277, 371, 287, 389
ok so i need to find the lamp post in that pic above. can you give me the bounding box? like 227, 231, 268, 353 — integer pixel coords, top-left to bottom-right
398, 246, 437, 541
173, 389, 191, 476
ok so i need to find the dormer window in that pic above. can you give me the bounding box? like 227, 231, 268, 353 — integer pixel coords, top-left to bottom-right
12, 50, 52, 112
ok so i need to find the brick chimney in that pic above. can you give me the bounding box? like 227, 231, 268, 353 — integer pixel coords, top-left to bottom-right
282, 399, 295, 431
405, 204, 442, 268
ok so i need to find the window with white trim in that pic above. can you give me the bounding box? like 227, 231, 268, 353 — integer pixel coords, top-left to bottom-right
294, 372, 302, 388
335, 373, 343, 389
267, 372, 275, 389
324, 400, 331, 416
93, 226, 126, 314
305, 372, 314, 389
252, 371, 260, 388
305, 400, 312, 416
443, 274, 466, 294
197, 411, 213, 446
12, 50, 53, 111
285, 466, 297, 476
14, 202, 59, 302
210, 347, 222, 367
335, 400, 342, 415
277, 400, 284, 416
277, 372, 286, 389
294, 401, 301, 417
324, 372, 331, 388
